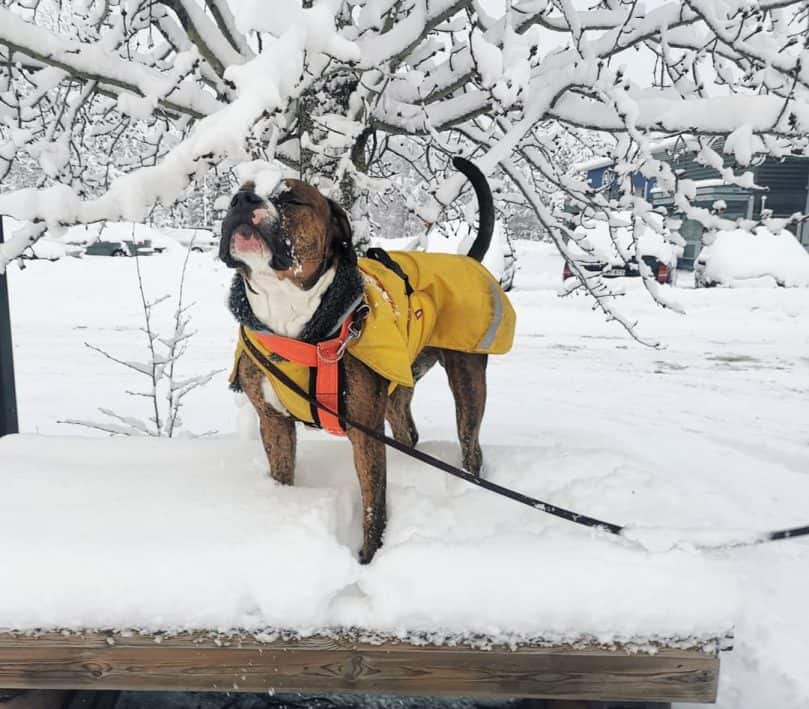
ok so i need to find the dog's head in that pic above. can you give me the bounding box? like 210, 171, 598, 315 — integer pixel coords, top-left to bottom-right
219, 179, 354, 289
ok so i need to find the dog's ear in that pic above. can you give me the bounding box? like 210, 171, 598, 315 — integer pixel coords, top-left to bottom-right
327, 198, 356, 265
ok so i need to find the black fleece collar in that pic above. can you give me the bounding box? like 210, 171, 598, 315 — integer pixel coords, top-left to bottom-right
227, 257, 365, 344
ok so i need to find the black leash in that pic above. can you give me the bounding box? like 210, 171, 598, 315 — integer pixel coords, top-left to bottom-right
243, 332, 809, 550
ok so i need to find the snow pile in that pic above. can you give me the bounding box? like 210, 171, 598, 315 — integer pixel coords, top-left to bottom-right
699, 227, 809, 287
469, 25, 540, 108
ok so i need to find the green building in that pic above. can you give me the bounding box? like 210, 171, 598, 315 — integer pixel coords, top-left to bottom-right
580, 139, 809, 270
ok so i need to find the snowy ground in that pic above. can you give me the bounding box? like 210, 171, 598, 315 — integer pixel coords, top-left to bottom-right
2, 241, 809, 708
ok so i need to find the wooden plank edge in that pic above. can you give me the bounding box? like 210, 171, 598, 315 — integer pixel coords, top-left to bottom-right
0, 631, 720, 704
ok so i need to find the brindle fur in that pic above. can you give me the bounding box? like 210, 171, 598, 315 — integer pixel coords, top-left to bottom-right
225, 178, 491, 564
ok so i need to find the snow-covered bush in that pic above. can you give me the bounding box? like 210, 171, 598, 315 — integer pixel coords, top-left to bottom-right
2, 1, 809, 341
62, 245, 223, 437
696, 228, 809, 288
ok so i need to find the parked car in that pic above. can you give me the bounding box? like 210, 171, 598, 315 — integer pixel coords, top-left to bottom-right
562, 212, 681, 285
160, 226, 219, 252
83, 240, 147, 257
143, 230, 177, 254
2, 217, 81, 262
18, 238, 83, 262
64, 223, 156, 257
695, 226, 809, 288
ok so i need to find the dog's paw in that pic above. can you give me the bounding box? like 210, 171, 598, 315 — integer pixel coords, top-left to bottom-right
358, 542, 381, 565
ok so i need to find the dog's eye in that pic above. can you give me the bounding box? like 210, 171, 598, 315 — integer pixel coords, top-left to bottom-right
276, 195, 308, 208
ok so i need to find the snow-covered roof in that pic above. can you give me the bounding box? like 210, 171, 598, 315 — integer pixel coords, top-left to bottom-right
571, 156, 614, 173
571, 137, 708, 176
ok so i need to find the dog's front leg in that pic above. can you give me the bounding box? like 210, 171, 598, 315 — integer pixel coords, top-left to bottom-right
257, 409, 297, 485
238, 355, 297, 485
344, 356, 388, 564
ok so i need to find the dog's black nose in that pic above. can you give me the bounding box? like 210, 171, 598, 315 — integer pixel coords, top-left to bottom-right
229, 190, 263, 209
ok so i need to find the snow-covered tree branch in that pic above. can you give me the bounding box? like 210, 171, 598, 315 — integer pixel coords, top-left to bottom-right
2, 0, 809, 338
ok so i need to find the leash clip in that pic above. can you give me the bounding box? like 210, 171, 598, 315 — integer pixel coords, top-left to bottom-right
347, 303, 369, 340
334, 308, 366, 358
318, 304, 369, 364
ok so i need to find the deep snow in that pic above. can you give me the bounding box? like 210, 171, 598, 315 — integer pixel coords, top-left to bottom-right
2, 241, 809, 708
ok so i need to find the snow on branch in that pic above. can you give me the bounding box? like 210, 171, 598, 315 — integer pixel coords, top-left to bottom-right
0, 7, 220, 119
2, 0, 809, 335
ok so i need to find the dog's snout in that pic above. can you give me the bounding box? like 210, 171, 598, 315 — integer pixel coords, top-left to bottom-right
230, 190, 263, 209
220, 188, 287, 272
251, 208, 274, 226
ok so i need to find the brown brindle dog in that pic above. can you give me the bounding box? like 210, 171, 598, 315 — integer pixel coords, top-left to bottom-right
220, 160, 498, 563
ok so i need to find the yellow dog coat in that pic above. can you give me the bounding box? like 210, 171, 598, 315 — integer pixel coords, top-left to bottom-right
232, 251, 516, 430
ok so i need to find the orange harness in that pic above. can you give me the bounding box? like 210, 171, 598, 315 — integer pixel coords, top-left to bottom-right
245, 313, 361, 436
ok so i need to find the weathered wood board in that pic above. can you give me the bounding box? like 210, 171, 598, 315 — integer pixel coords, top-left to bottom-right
0, 633, 719, 703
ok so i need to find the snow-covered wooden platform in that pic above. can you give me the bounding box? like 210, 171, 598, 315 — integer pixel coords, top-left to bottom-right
0, 434, 737, 640
0, 433, 732, 703
0, 632, 719, 703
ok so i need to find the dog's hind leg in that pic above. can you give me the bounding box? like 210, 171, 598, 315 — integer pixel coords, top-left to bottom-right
386, 385, 419, 447
440, 350, 488, 476
385, 348, 440, 448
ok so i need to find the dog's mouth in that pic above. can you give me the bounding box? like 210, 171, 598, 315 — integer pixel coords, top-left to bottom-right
229, 224, 267, 260
228, 227, 294, 274
221, 203, 295, 274
231, 227, 266, 256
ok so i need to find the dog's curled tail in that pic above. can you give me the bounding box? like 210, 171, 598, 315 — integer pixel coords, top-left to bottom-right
452, 156, 494, 262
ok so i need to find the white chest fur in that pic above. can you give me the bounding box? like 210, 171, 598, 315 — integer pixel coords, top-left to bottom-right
243, 268, 335, 412
244, 267, 335, 338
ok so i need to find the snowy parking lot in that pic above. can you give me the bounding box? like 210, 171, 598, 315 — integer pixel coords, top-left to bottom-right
2, 241, 808, 708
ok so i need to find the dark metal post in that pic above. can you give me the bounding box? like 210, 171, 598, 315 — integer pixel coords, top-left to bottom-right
0, 216, 19, 435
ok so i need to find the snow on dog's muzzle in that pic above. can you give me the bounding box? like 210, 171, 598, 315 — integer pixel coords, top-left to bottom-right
220, 191, 292, 271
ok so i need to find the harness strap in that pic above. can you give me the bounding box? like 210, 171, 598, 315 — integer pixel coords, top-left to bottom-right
242, 314, 358, 436
365, 247, 414, 295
